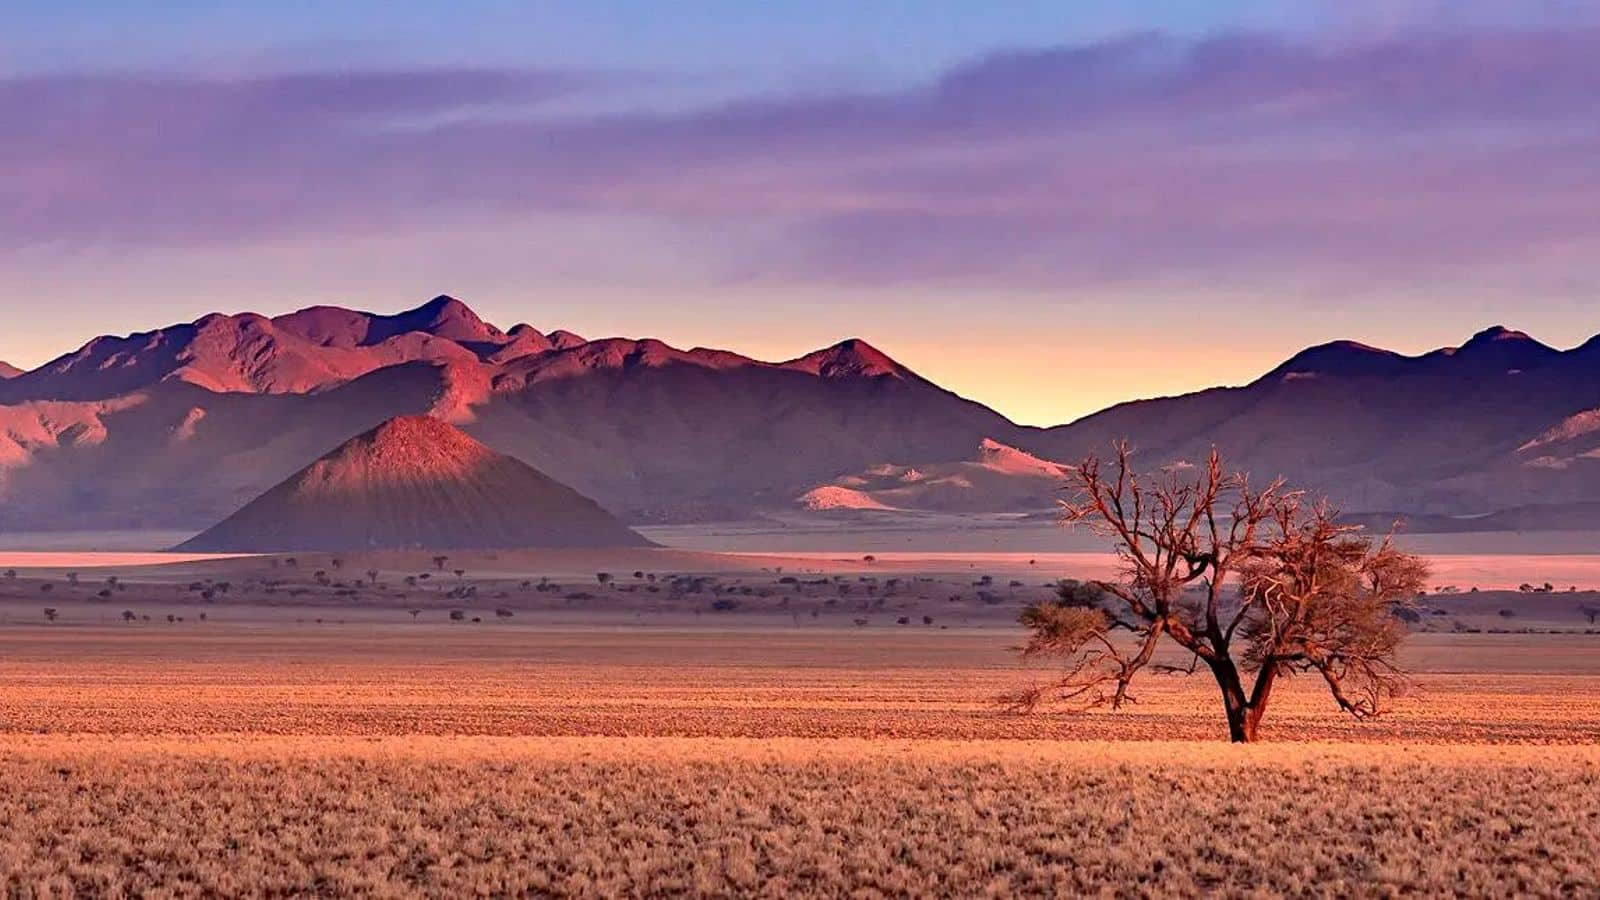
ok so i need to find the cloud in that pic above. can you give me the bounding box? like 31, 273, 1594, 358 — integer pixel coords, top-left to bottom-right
5, 28, 1600, 292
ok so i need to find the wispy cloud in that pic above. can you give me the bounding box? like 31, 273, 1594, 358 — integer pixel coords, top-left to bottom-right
6, 28, 1600, 291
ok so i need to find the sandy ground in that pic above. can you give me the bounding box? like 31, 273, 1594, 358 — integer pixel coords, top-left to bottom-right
645, 514, 1600, 552
2, 603, 1596, 894
1, 625, 1596, 743
8, 544, 1600, 590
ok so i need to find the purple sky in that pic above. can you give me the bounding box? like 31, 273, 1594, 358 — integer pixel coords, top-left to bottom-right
5, 5, 1600, 423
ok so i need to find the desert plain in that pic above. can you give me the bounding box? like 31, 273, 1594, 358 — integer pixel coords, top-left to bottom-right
1, 530, 1598, 897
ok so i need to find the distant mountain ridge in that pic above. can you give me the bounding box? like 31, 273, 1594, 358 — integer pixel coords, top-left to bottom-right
1033, 324, 1600, 523
1261, 326, 1573, 382
789, 324, 1600, 525
7, 298, 1600, 533
0, 295, 920, 406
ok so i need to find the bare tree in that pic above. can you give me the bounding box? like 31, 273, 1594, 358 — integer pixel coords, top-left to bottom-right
1010, 443, 1429, 743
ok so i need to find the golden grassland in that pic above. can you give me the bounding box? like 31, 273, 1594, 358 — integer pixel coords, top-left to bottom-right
2, 624, 1598, 896
2, 737, 1598, 897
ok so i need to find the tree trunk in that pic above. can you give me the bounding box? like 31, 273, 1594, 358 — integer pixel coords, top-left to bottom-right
1211, 659, 1255, 743
1223, 695, 1255, 743
1242, 668, 1278, 743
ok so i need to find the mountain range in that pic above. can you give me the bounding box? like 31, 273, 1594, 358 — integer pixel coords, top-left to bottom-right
3, 296, 1600, 533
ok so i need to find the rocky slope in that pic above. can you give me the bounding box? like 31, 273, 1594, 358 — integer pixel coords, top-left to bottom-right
177, 416, 649, 551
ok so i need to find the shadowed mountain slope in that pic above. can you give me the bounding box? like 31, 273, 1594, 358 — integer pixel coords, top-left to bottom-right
1021, 326, 1600, 520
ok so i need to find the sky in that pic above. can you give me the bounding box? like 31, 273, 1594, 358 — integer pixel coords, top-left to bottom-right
4, 2, 1600, 424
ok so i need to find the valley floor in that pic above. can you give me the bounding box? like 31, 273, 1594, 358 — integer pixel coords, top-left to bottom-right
2, 623, 1598, 896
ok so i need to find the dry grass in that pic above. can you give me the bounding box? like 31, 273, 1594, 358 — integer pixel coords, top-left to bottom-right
2, 624, 1598, 896
1, 627, 1596, 743
3, 738, 1598, 897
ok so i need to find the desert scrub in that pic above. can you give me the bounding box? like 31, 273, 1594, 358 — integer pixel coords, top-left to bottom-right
1, 627, 1598, 743
0, 738, 1597, 898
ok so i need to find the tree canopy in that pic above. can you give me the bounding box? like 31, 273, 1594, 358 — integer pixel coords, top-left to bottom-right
1012, 443, 1429, 742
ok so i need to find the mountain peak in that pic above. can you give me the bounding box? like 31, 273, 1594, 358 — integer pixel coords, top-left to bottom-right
176, 413, 650, 551
547, 329, 587, 350
785, 338, 908, 379
370, 413, 471, 439
386, 295, 504, 344
1261, 339, 1408, 381
1462, 325, 1541, 347
1443, 325, 1557, 371
413, 294, 472, 319
339, 414, 495, 479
